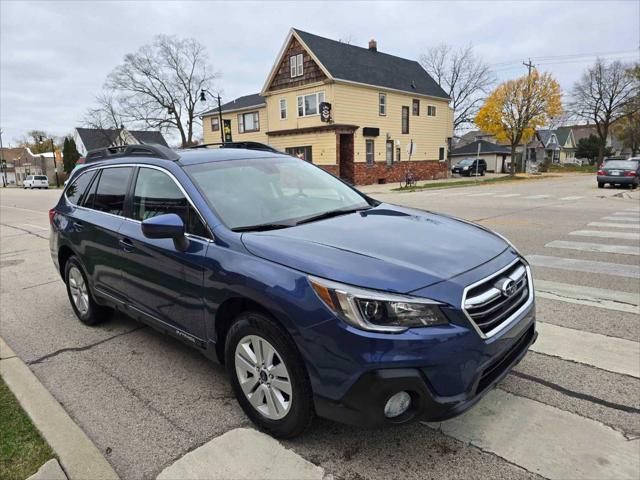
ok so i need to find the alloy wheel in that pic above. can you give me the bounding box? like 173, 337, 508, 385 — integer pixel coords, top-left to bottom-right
68, 266, 89, 315
234, 335, 292, 420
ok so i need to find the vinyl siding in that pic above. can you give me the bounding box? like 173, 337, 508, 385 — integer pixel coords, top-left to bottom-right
202, 107, 269, 144
267, 131, 336, 165
332, 83, 453, 163
264, 83, 334, 132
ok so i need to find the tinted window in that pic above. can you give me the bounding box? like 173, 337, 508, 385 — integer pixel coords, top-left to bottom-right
605, 160, 638, 169
66, 171, 96, 205
92, 167, 132, 216
132, 168, 209, 238
35, 175, 48, 180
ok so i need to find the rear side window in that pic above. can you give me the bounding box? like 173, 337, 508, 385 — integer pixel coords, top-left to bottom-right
36, 175, 48, 180
91, 167, 132, 216
66, 170, 96, 205
132, 168, 209, 238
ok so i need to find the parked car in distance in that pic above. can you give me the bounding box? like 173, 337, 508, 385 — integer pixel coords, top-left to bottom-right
49, 143, 536, 438
23, 175, 49, 189
597, 159, 640, 189
451, 158, 487, 176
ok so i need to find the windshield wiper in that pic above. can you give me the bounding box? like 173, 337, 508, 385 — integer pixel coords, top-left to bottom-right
295, 206, 372, 225
232, 223, 293, 232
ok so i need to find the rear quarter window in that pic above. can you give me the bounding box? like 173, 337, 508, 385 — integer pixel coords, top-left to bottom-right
65, 170, 96, 205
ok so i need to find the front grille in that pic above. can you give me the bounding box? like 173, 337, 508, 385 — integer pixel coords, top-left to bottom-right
463, 260, 530, 336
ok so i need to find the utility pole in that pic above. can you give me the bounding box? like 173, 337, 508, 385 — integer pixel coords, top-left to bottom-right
521, 58, 535, 173
0, 128, 6, 187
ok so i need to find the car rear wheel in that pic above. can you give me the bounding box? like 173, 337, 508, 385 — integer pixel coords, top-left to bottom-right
64, 256, 112, 326
225, 311, 314, 438
598, 182, 604, 188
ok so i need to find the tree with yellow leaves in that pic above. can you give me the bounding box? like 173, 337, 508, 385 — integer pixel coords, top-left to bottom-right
476, 70, 563, 174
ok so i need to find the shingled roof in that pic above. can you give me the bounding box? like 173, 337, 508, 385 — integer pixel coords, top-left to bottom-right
75, 128, 168, 151
293, 29, 449, 99
202, 93, 265, 116
450, 139, 511, 156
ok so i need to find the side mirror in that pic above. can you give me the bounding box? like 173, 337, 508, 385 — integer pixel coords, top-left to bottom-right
141, 213, 189, 251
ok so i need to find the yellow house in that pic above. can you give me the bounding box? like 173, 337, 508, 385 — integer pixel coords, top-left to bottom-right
202, 29, 454, 185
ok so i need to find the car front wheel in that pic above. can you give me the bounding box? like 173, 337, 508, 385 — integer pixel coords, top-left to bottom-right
64, 256, 112, 325
225, 311, 314, 438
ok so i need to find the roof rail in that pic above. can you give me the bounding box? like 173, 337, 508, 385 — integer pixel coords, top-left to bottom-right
85, 143, 180, 163
187, 141, 282, 154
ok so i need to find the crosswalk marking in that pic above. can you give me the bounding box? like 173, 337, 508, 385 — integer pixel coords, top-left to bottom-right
523, 194, 552, 199
545, 240, 640, 256
559, 196, 584, 200
601, 216, 639, 222
527, 254, 640, 278
493, 193, 521, 198
613, 211, 640, 216
587, 221, 640, 229
426, 390, 640, 480
535, 280, 640, 314
624, 207, 640, 212
465, 192, 496, 197
532, 322, 640, 378
570, 230, 640, 240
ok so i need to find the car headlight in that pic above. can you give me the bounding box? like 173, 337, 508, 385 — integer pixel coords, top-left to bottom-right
308, 276, 448, 333
463, 166, 469, 170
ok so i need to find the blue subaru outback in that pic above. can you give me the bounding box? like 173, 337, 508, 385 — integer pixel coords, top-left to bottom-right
50, 143, 536, 438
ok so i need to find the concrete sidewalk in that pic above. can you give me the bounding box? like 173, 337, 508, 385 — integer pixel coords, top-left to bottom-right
357, 173, 508, 195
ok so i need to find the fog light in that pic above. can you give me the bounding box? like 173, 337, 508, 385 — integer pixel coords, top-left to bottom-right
384, 391, 411, 418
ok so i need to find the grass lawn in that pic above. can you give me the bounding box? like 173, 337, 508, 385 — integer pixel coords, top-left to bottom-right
547, 164, 598, 173
392, 174, 549, 192
0, 375, 54, 480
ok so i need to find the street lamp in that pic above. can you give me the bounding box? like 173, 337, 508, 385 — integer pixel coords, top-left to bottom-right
200, 89, 225, 144
39, 135, 60, 187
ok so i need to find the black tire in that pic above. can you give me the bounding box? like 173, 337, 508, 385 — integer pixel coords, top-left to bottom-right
480, 170, 485, 176
225, 311, 314, 438
598, 182, 604, 188
64, 256, 112, 326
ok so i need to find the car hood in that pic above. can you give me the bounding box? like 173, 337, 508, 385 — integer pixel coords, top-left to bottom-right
241, 204, 508, 293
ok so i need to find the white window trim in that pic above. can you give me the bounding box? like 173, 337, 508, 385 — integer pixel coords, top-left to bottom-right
290, 53, 304, 78
279, 98, 287, 120
238, 111, 260, 133
427, 105, 437, 117
296, 91, 325, 117
379, 93, 386, 116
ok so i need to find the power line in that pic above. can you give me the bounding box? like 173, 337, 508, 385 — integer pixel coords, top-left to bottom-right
489, 49, 638, 68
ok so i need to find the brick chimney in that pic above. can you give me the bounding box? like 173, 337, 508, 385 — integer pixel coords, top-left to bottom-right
368, 39, 377, 52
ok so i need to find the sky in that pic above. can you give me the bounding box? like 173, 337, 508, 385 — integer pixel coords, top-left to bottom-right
1, 0, 638, 146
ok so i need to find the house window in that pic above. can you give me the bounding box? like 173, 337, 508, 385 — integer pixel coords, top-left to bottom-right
412, 99, 420, 116
439, 147, 445, 160
401, 106, 409, 134
210, 117, 220, 132
427, 105, 437, 116
297, 92, 324, 117
279, 99, 287, 120
290, 53, 303, 78
238, 111, 260, 133
379, 93, 387, 116
285, 146, 312, 163
365, 140, 375, 165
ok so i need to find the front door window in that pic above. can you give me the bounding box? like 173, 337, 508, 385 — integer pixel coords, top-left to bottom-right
386, 141, 394, 166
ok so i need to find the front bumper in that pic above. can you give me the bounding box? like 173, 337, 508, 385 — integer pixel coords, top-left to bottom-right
314, 321, 537, 427
598, 175, 637, 185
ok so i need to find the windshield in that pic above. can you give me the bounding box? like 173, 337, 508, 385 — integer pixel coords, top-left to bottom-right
186, 156, 371, 230
458, 159, 474, 165
604, 160, 637, 169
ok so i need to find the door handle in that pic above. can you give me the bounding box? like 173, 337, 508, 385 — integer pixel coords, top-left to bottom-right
119, 238, 135, 252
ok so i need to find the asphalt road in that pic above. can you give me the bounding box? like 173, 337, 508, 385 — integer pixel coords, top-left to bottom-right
1, 174, 639, 480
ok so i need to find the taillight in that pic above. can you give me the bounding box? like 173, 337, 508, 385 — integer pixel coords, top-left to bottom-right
597, 170, 605, 175
624, 171, 637, 177
49, 208, 56, 226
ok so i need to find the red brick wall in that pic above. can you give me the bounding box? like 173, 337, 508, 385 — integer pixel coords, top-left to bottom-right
318, 161, 448, 185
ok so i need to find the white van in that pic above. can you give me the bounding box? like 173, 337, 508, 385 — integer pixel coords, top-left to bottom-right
23, 175, 49, 189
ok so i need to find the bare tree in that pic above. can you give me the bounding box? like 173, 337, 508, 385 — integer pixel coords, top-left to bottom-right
420, 44, 495, 132
83, 93, 127, 146
101, 35, 216, 147
569, 59, 637, 164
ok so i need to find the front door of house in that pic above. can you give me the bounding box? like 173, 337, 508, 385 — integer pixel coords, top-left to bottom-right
386, 141, 394, 166
338, 134, 354, 184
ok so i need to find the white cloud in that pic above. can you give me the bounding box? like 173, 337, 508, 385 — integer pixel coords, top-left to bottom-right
1, 0, 638, 145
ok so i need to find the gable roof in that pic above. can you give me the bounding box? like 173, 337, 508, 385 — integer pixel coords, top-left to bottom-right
75, 127, 168, 151
262, 29, 449, 100
555, 127, 573, 146
201, 93, 266, 116
450, 139, 511, 156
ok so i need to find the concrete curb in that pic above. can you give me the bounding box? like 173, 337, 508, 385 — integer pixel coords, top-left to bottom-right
0, 336, 119, 480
